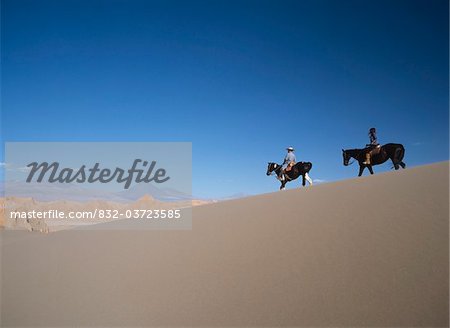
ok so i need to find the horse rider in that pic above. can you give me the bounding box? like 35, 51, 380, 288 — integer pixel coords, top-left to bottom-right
363, 127, 380, 165
278, 147, 296, 180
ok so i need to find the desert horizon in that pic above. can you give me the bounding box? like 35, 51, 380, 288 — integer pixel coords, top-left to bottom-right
0, 194, 212, 232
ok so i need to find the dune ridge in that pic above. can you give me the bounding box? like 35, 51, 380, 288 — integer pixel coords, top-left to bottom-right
0, 161, 448, 327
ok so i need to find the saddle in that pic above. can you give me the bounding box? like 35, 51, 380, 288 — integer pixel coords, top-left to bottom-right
285, 161, 296, 172
365, 145, 382, 156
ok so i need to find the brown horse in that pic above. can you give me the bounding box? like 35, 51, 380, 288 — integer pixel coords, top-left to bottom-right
342, 143, 406, 176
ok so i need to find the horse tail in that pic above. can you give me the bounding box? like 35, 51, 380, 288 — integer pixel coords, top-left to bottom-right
394, 145, 405, 163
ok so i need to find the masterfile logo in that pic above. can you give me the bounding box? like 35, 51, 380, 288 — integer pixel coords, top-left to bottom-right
26, 159, 170, 189
4, 142, 192, 230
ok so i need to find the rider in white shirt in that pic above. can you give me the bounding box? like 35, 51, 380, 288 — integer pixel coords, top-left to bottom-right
278, 147, 296, 180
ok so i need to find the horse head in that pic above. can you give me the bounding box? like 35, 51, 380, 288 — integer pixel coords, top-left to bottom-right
342, 149, 351, 166
266, 162, 279, 175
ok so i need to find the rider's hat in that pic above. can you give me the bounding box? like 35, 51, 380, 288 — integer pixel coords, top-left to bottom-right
286, 147, 295, 151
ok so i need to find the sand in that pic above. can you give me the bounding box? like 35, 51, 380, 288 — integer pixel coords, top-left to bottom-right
1, 161, 448, 327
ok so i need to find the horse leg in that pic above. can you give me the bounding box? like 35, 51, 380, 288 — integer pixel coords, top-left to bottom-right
302, 175, 306, 186
368, 165, 374, 175
280, 181, 286, 190
358, 165, 364, 177
392, 157, 404, 170
305, 173, 313, 186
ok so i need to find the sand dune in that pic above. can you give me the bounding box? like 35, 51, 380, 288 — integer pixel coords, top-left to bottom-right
1, 162, 448, 326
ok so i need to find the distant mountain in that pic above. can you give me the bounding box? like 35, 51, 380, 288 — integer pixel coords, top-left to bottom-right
116, 183, 192, 201
2, 180, 194, 202
220, 192, 252, 200
3, 181, 126, 202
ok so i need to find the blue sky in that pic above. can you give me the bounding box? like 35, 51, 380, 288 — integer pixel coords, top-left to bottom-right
1, 0, 448, 198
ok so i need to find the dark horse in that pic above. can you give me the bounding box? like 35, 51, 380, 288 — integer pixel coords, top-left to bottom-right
266, 162, 313, 190
342, 143, 406, 177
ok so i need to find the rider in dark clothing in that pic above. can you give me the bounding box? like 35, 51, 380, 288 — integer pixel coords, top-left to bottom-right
363, 127, 380, 164
368, 128, 378, 146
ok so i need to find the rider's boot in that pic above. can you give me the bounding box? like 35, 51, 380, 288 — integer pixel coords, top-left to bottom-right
363, 153, 371, 165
